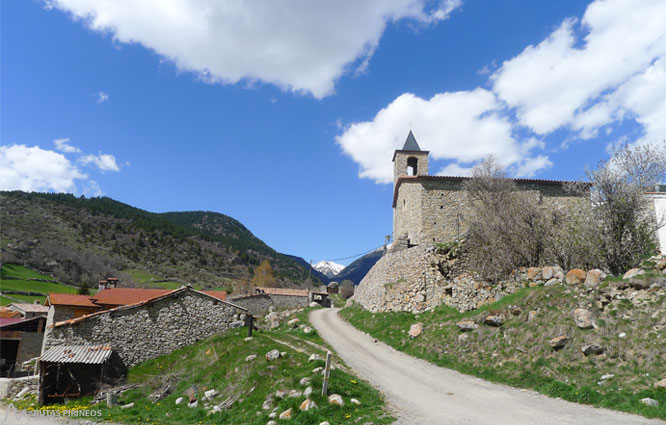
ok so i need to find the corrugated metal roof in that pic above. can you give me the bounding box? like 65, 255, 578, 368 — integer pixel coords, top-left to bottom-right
40, 345, 113, 364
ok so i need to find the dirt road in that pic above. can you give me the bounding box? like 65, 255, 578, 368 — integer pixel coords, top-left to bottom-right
310, 307, 664, 425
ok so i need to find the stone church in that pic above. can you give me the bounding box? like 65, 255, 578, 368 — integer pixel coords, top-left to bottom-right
391, 131, 582, 250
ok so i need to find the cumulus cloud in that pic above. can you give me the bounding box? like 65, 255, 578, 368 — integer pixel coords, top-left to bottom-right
46, 0, 461, 98
0, 144, 87, 192
336, 89, 546, 183
79, 152, 120, 172
491, 0, 666, 137
54, 137, 81, 153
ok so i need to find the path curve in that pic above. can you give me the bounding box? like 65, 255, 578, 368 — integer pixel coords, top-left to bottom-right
310, 308, 664, 425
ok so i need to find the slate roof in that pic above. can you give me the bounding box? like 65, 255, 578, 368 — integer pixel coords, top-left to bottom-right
402, 130, 421, 151
40, 344, 113, 364
8, 303, 49, 313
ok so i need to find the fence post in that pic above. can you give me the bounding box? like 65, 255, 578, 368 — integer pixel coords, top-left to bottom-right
321, 351, 332, 396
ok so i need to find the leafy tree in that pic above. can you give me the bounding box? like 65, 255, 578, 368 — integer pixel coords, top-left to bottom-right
78, 281, 91, 295
250, 259, 277, 288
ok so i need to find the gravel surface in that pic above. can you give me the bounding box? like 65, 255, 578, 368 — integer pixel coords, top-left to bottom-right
310, 307, 665, 425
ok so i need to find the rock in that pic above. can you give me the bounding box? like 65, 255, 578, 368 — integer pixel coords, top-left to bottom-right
527, 311, 538, 322
312, 367, 323, 373
624, 268, 645, 280
600, 374, 615, 380
527, 267, 542, 279
351, 398, 361, 405
581, 343, 604, 356
299, 377, 311, 386
246, 354, 257, 362
15, 388, 30, 399
628, 279, 649, 290
262, 396, 273, 410
549, 335, 569, 350
309, 302, 319, 307
641, 398, 659, 407
566, 269, 587, 284
187, 400, 198, 408
267, 421, 277, 425
281, 351, 287, 357
319, 423, 330, 425
544, 278, 560, 287
619, 332, 627, 338
244, 337, 253, 342
584, 269, 607, 288
175, 397, 184, 405
573, 308, 596, 329
304, 386, 313, 397
458, 333, 469, 342
269, 412, 277, 418
541, 266, 555, 280
121, 403, 135, 409
275, 390, 286, 399
409, 322, 423, 338
456, 320, 478, 331
270, 319, 280, 329
511, 307, 522, 316
303, 326, 314, 334
655, 379, 666, 389
299, 399, 317, 411
288, 390, 302, 398
288, 318, 300, 327
204, 389, 218, 399
279, 408, 293, 419
328, 394, 344, 406
266, 349, 281, 361
308, 353, 321, 362
484, 315, 503, 327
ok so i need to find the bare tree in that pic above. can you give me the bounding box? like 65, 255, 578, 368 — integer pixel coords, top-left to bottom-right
581, 143, 666, 274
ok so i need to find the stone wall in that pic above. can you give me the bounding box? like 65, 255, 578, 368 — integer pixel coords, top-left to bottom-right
353, 245, 523, 313
44, 289, 247, 367
16, 332, 43, 364
0, 375, 38, 399
228, 294, 273, 316
393, 183, 424, 248
269, 294, 309, 310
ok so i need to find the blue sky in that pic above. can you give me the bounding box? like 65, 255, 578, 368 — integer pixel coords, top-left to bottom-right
2, 0, 666, 265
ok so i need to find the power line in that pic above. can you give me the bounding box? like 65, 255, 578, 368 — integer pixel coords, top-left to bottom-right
327, 244, 386, 262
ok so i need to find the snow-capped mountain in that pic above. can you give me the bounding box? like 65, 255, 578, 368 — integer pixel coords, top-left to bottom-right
313, 260, 345, 278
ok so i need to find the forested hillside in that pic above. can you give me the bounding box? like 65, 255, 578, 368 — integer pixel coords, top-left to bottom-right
0, 191, 318, 290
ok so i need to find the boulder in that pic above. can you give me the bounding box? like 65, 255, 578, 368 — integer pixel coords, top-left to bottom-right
409, 322, 424, 338
288, 390, 302, 398
279, 408, 293, 419
527, 267, 542, 280
299, 399, 317, 411
456, 320, 478, 331
628, 279, 649, 290
541, 266, 555, 280
581, 343, 604, 356
655, 379, 666, 389
328, 394, 344, 407
544, 278, 560, 287
584, 269, 607, 288
566, 269, 587, 284
573, 308, 596, 329
624, 268, 645, 280
549, 335, 569, 350
640, 398, 659, 407
484, 315, 503, 327
288, 318, 300, 327
266, 349, 281, 361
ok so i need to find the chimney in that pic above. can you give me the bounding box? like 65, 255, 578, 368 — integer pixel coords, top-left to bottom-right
98, 279, 108, 291
33, 300, 41, 304
106, 278, 119, 289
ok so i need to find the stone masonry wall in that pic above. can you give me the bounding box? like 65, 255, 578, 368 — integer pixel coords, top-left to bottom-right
269, 294, 309, 310
228, 294, 273, 316
16, 332, 43, 364
353, 245, 523, 313
0, 375, 39, 399
44, 290, 246, 367
393, 183, 424, 247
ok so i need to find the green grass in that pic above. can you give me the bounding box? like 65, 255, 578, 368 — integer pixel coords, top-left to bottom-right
0, 264, 86, 305
11, 322, 394, 424
125, 269, 163, 283
341, 284, 666, 420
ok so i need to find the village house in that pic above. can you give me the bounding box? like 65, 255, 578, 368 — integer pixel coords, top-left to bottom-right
254, 286, 330, 308
1, 315, 47, 377
7, 302, 49, 319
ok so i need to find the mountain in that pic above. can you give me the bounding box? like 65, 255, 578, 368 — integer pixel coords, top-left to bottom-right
282, 254, 330, 284
334, 248, 385, 285
313, 260, 345, 278
0, 191, 319, 290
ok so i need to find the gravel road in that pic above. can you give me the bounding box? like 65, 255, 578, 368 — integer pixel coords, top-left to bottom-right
310, 307, 664, 425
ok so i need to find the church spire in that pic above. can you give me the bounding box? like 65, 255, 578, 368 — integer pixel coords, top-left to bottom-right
402, 130, 421, 151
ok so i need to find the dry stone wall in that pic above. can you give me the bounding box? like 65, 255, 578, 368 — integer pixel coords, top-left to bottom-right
228, 294, 273, 316
44, 290, 246, 367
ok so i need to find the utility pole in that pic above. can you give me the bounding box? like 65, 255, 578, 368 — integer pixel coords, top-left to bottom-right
308, 259, 313, 303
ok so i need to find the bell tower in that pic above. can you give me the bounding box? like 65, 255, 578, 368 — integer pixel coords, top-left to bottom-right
392, 131, 429, 187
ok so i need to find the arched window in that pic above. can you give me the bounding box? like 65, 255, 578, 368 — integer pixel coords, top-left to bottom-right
407, 157, 418, 176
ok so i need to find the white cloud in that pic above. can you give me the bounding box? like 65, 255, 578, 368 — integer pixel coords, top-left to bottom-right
336, 89, 548, 183
54, 137, 81, 153
514, 155, 553, 178
491, 0, 666, 136
0, 144, 87, 192
79, 152, 120, 172
436, 163, 473, 177
96, 91, 109, 103
47, 0, 461, 98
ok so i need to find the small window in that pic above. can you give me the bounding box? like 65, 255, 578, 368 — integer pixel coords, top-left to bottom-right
403, 199, 406, 206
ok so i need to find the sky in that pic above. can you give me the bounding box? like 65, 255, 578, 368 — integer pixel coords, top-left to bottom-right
2, 0, 666, 265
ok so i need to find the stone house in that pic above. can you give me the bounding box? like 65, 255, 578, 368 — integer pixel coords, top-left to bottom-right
1, 316, 47, 376
391, 131, 584, 249
43, 286, 247, 367
7, 302, 49, 319
255, 287, 330, 308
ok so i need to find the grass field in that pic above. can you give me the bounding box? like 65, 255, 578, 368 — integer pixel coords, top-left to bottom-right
12, 310, 394, 425
341, 281, 666, 421
0, 264, 84, 305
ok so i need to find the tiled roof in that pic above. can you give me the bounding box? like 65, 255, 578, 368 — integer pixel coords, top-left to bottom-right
256, 287, 327, 297
8, 303, 50, 313
40, 345, 113, 364
91, 288, 172, 306
46, 293, 98, 308
202, 290, 227, 301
